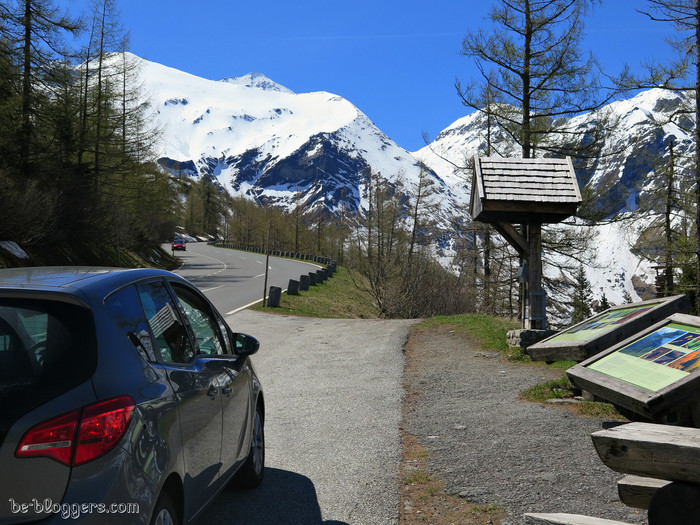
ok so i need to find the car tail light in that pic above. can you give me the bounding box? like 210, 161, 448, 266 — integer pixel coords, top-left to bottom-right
74, 396, 135, 465
15, 410, 80, 465
16, 396, 135, 466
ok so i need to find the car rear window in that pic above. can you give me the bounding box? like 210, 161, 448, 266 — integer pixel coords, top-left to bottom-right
0, 299, 97, 445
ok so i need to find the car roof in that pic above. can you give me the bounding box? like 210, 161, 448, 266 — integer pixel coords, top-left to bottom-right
0, 267, 184, 305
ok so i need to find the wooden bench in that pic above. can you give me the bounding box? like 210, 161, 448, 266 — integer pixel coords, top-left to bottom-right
591, 421, 700, 483
524, 422, 700, 524
617, 475, 670, 509
524, 513, 633, 525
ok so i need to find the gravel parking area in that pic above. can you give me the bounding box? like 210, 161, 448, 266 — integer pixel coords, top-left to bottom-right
401, 325, 649, 525
205, 310, 415, 525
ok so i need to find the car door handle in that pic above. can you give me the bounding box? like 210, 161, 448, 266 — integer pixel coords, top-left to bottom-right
222, 386, 233, 396
207, 387, 218, 400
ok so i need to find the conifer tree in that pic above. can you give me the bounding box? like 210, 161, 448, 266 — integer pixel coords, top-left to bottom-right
457, 0, 610, 159
634, 0, 700, 311
572, 264, 592, 323
1, 0, 80, 177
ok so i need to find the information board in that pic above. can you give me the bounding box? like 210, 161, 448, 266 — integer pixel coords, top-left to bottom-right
526, 295, 690, 362
567, 313, 700, 421
588, 322, 700, 392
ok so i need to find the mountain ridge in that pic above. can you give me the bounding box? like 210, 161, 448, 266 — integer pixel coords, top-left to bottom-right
132, 52, 691, 310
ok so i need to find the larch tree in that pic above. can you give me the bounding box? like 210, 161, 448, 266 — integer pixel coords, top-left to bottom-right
635, 0, 700, 312
1, 0, 80, 177
457, 0, 613, 325
0, 0, 79, 244
457, 0, 613, 159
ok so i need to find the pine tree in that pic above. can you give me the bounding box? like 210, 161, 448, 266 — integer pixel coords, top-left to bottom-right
571, 264, 592, 324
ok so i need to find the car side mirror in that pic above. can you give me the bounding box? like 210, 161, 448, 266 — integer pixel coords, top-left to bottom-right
231, 333, 260, 356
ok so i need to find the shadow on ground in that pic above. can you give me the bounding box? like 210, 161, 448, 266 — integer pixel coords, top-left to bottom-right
193, 468, 349, 525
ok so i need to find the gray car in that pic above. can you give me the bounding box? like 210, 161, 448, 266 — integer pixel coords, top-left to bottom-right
0, 267, 265, 524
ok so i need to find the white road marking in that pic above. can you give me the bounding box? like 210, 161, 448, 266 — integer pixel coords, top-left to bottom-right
227, 300, 262, 315
189, 245, 228, 276
226, 288, 288, 315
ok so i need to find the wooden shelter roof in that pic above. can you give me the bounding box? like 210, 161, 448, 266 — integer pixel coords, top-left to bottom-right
470, 156, 582, 224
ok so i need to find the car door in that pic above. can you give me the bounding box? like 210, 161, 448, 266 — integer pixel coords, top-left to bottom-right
215, 312, 253, 474
136, 280, 225, 517
168, 282, 252, 477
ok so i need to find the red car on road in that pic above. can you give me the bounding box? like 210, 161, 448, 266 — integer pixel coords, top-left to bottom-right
172, 239, 186, 251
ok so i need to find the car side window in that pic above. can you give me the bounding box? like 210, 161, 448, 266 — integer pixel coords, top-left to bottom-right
213, 312, 233, 354
170, 283, 225, 356
105, 285, 156, 362
137, 280, 195, 364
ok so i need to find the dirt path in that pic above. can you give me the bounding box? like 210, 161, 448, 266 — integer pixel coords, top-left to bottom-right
400, 325, 648, 525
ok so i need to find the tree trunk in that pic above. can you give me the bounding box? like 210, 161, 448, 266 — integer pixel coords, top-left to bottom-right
522, 0, 532, 159
666, 141, 675, 296
695, 1, 700, 313
20, 0, 32, 177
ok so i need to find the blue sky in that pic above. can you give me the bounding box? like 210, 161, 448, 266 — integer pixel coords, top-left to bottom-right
66, 0, 673, 152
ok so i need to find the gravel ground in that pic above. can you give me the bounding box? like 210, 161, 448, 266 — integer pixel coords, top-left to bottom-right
198, 310, 415, 525
403, 326, 649, 525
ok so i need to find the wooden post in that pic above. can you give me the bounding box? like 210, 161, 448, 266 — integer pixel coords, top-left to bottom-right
528, 221, 545, 329
262, 221, 271, 307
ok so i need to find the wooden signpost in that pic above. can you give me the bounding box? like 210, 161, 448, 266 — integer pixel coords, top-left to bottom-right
470, 156, 582, 330
527, 295, 690, 362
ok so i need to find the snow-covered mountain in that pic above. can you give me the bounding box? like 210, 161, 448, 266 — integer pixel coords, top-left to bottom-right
138, 54, 459, 233
414, 88, 695, 306
415, 88, 694, 216
133, 52, 692, 310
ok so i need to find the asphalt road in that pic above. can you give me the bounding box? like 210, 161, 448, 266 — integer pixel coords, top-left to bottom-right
172, 242, 324, 314
176, 245, 417, 524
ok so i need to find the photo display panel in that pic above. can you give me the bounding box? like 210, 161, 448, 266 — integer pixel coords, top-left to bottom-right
586, 322, 700, 392
545, 303, 661, 344
527, 295, 690, 362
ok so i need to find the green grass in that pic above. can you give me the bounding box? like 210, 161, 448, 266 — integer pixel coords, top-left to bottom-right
250, 265, 380, 318
473, 504, 504, 513
521, 376, 575, 403
521, 373, 627, 420
405, 469, 433, 485
546, 360, 578, 369
420, 314, 521, 354
578, 401, 627, 419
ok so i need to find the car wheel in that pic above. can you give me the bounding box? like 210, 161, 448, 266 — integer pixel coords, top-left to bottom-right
150, 491, 179, 525
235, 404, 265, 489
